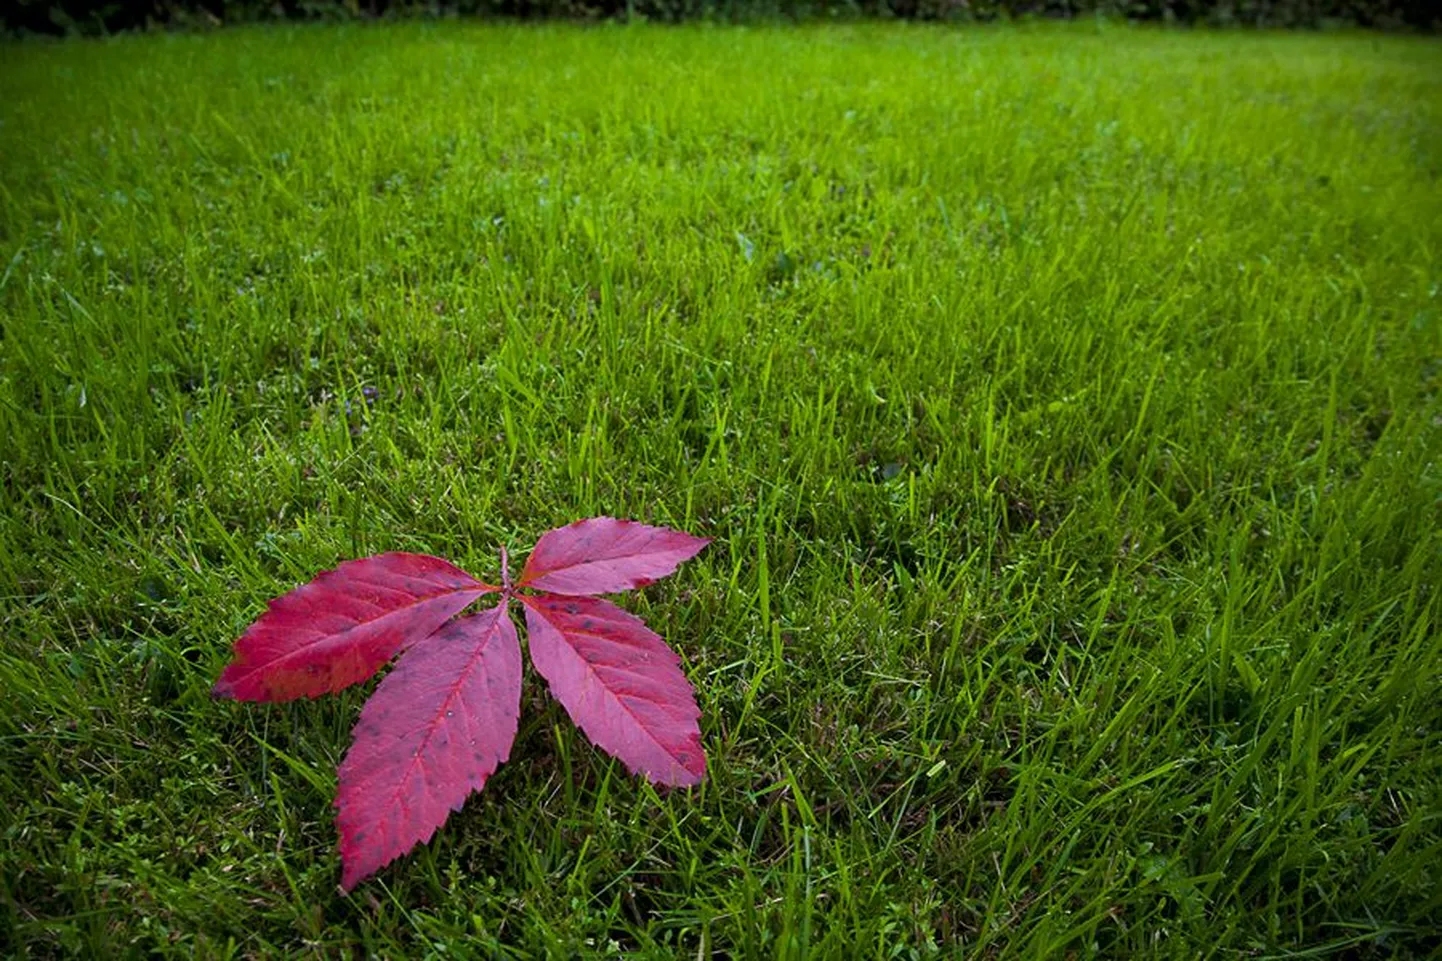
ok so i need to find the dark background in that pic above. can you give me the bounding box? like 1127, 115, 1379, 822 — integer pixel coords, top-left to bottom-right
6, 0, 1437, 35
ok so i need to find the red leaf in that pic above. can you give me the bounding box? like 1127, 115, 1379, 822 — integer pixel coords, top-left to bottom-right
518, 517, 710, 595
521, 593, 705, 787
215, 518, 710, 890
213, 553, 493, 702
334, 604, 522, 890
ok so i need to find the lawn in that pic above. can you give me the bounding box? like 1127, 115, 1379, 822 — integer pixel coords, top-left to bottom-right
1, 20, 1439, 958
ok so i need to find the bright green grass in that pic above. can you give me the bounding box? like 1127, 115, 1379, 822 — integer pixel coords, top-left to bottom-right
2, 21, 1440, 958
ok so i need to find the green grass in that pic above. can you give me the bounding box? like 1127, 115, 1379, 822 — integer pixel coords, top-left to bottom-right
1, 20, 1439, 958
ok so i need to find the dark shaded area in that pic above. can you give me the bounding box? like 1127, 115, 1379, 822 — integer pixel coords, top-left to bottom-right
5, 0, 1437, 34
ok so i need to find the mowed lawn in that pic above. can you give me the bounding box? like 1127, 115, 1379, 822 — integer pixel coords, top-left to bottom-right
1, 21, 1439, 958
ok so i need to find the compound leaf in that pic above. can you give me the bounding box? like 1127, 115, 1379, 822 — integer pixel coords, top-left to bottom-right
214, 519, 709, 889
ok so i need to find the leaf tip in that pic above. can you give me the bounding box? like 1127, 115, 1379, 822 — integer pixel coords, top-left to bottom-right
677, 532, 712, 561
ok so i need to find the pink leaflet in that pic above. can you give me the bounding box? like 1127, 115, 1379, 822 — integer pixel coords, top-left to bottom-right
334, 604, 522, 891
522, 593, 705, 787
517, 517, 710, 595
212, 553, 493, 702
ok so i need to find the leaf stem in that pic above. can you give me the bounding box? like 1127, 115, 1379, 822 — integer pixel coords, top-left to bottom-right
500, 545, 511, 594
